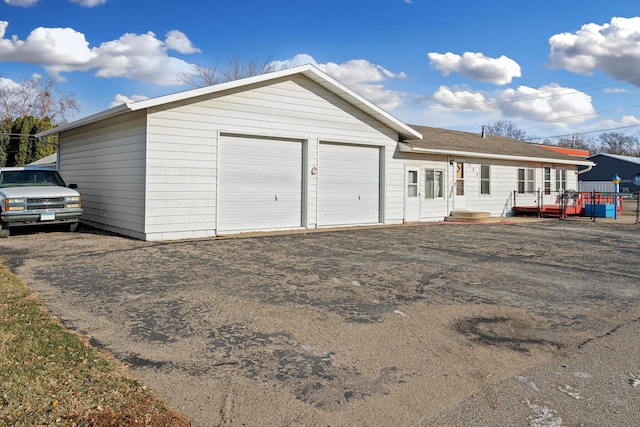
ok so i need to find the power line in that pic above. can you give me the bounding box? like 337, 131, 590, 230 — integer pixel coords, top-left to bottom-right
530, 124, 640, 141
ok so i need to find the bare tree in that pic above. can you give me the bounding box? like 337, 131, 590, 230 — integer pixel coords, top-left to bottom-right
556, 133, 597, 153
485, 120, 529, 141
0, 75, 79, 124
598, 132, 637, 155
179, 55, 283, 88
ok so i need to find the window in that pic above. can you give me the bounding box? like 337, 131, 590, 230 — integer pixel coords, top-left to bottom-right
455, 163, 464, 196
480, 165, 490, 195
425, 169, 443, 198
555, 169, 567, 192
544, 167, 551, 195
407, 170, 418, 197
517, 168, 535, 194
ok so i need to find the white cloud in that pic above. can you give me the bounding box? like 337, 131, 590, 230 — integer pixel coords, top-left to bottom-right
591, 115, 640, 130
432, 85, 494, 111
430, 83, 594, 124
428, 51, 521, 85
4, 0, 38, 5
497, 83, 594, 123
109, 93, 149, 108
69, 0, 107, 6
603, 88, 629, 94
0, 76, 20, 90
5, 0, 106, 6
165, 30, 201, 54
0, 22, 199, 85
548, 17, 640, 86
270, 54, 406, 109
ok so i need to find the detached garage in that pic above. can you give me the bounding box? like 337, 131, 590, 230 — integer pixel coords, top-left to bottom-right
37, 65, 421, 241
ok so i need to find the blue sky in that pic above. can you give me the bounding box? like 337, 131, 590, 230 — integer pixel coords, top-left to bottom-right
2, 0, 640, 142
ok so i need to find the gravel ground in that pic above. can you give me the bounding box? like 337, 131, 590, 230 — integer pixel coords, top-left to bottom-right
1, 218, 639, 426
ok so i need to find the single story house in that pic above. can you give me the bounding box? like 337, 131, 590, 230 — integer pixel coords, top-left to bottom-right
37, 64, 593, 241
579, 153, 640, 194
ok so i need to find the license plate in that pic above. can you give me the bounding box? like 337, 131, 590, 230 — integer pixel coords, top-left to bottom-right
40, 213, 55, 221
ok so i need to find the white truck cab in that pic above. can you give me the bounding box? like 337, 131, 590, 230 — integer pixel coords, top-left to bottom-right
0, 167, 83, 237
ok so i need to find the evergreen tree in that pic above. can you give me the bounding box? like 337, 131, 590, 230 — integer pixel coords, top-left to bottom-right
6, 116, 56, 167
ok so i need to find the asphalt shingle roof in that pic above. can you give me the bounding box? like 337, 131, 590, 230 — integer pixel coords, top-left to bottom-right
403, 125, 582, 162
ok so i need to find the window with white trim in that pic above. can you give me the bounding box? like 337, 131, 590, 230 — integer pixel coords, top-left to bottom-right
517, 167, 535, 194
544, 167, 551, 195
555, 169, 567, 192
425, 169, 444, 198
480, 165, 490, 195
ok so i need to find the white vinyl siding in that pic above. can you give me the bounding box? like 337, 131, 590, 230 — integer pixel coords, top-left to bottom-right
57, 111, 147, 239
217, 135, 304, 233
144, 74, 401, 238
317, 143, 381, 226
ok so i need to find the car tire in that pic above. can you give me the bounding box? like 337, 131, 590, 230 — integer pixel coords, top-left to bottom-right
0, 223, 9, 238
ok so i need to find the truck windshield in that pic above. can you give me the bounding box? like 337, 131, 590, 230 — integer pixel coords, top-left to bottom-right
0, 170, 67, 188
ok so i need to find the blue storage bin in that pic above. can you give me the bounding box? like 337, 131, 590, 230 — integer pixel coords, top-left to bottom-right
584, 204, 615, 218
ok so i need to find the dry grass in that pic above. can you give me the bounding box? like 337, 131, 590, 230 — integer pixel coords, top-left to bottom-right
0, 264, 191, 426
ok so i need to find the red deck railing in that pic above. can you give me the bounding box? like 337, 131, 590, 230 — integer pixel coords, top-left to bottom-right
513, 190, 624, 218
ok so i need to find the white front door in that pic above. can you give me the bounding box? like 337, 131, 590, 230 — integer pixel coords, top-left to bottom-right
453, 161, 466, 210
404, 167, 420, 222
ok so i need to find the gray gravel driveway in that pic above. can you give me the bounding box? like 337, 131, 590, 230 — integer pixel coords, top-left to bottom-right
1, 219, 639, 426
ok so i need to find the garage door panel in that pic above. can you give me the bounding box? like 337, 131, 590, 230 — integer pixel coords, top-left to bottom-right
218, 136, 303, 233
318, 143, 380, 227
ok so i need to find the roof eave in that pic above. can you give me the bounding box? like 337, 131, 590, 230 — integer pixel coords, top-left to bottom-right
35, 103, 132, 138
398, 142, 595, 166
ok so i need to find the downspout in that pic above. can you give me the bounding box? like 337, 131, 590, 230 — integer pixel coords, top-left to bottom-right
576, 163, 594, 175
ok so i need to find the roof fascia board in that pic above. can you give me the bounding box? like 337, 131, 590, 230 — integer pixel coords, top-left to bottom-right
398, 143, 594, 166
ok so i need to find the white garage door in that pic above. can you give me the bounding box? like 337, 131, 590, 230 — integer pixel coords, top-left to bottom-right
318, 143, 381, 226
218, 135, 303, 233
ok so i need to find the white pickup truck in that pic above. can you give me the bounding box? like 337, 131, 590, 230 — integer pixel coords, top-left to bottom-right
0, 167, 83, 237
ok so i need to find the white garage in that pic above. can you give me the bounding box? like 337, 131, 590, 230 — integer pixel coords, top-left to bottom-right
37, 64, 422, 241
317, 143, 381, 226
217, 134, 304, 233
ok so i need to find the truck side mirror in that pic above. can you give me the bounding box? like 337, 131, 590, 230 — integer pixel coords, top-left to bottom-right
68, 183, 78, 189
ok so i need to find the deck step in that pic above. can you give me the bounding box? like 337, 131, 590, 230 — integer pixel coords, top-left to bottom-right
445, 210, 501, 223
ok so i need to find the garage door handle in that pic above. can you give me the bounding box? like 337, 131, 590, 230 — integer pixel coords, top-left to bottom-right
275, 194, 278, 201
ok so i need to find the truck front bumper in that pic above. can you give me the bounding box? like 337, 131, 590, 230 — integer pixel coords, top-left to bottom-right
1, 209, 83, 228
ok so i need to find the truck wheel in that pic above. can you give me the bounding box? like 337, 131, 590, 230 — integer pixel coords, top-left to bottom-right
0, 223, 9, 238
69, 222, 79, 232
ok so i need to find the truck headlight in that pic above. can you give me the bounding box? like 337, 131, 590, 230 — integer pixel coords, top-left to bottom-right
65, 195, 81, 208
3, 198, 25, 211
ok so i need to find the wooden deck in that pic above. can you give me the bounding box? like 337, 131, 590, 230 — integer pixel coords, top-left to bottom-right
513, 191, 624, 218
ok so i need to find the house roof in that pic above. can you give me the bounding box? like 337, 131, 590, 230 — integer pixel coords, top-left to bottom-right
36, 64, 422, 141
400, 125, 594, 166
587, 152, 640, 166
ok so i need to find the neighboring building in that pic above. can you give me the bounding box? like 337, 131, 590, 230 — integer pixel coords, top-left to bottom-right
538, 145, 590, 158
36, 65, 594, 241
26, 153, 57, 170
579, 153, 640, 194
